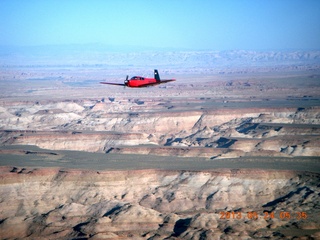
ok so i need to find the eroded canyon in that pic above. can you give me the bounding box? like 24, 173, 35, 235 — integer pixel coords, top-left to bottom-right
1, 50, 320, 239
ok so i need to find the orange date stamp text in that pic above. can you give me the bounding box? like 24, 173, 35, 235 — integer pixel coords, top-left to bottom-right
219, 211, 308, 220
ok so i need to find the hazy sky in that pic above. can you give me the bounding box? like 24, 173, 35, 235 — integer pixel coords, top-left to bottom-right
1, 0, 320, 50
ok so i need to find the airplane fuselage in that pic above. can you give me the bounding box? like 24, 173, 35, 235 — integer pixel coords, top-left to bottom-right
125, 76, 162, 87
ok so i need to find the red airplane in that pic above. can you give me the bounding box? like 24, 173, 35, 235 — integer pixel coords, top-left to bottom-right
100, 69, 175, 88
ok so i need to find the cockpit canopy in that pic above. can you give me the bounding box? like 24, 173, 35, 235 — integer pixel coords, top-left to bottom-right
130, 76, 145, 80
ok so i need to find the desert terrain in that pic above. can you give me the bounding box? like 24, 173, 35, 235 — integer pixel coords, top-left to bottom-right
0, 49, 320, 239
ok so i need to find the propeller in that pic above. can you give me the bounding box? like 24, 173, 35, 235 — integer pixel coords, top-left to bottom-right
124, 75, 129, 87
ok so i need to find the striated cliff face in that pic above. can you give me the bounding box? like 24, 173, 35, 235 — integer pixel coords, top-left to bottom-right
0, 131, 154, 152
1, 103, 319, 158
0, 166, 319, 239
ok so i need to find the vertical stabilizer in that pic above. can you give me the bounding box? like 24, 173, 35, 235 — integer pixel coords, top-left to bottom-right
154, 69, 160, 82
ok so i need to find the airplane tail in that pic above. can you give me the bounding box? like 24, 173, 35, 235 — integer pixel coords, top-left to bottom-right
154, 69, 160, 82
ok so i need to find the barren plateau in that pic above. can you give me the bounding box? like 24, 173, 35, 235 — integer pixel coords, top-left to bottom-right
0, 50, 320, 239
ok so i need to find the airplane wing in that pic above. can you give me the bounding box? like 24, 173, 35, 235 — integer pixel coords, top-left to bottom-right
100, 82, 126, 86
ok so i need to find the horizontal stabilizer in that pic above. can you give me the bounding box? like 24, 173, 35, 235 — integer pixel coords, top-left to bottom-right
159, 79, 175, 84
